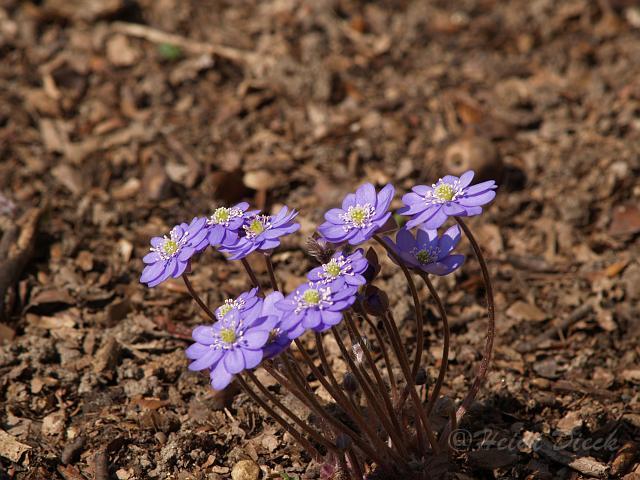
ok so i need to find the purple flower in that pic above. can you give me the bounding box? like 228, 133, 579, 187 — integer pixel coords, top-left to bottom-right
399, 171, 497, 229
257, 291, 298, 359
307, 249, 368, 288
277, 282, 358, 337
207, 202, 251, 248
222, 206, 300, 260
140, 217, 209, 287
185, 307, 271, 390
318, 183, 394, 245
214, 288, 261, 321
385, 225, 465, 276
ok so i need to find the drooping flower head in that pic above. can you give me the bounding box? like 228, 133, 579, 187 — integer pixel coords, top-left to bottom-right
318, 183, 394, 245
207, 202, 252, 248
256, 291, 299, 359
277, 281, 358, 338
385, 225, 465, 276
214, 288, 261, 321
307, 249, 368, 288
140, 217, 209, 287
186, 306, 271, 390
398, 170, 497, 229
222, 206, 300, 260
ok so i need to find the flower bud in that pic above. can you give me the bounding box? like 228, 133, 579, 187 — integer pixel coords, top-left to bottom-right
305, 236, 335, 264
342, 372, 358, 393
362, 285, 389, 317
335, 433, 352, 450
415, 367, 428, 385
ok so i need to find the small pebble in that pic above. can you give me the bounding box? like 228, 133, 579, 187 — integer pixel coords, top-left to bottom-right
231, 459, 260, 480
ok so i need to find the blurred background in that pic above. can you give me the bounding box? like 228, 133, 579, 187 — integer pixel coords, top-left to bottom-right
0, 0, 639, 478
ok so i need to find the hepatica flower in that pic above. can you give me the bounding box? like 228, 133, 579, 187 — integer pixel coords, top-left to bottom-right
307, 249, 368, 287
385, 225, 465, 276
186, 307, 272, 390
277, 282, 358, 338
207, 202, 251, 248
215, 287, 261, 321
257, 291, 297, 359
222, 206, 300, 260
140, 217, 208, 287
399, 170, 497, 229
318, 183, 394, 245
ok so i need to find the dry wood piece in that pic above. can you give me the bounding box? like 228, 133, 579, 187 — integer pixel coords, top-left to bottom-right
111, 21, 259, 65
522, 432, 609, 478
0, 429, 31, 463
0, 207, 43, 318
61, 435, 86, 465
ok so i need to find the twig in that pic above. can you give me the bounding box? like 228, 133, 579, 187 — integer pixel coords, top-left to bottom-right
111, 21, 258, 65
0, 207, 43, 318
94, 449, 109, 480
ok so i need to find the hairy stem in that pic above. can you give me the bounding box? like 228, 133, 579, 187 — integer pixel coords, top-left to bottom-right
240, 257, 261, 290
330, 325, 407, 459
181, 274, 216, 321
417, 271, 450, 416
373, 235, 424, 379
291, 339, 399, 464
263, 253, 280, 291
343, 312, 407, 456
236, 374, 320, 458
383, 311, 440, 454
244, 370, 335, 453
356, 302, 399, 402
449, 218, 495, 426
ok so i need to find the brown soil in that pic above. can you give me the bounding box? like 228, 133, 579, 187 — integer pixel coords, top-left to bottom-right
0, 0, 639, 479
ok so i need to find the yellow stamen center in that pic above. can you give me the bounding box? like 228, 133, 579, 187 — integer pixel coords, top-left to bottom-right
220, 328, 236, 344
303, 289, 321, 305
163, 240, 179, 256
435, 183, 455, 201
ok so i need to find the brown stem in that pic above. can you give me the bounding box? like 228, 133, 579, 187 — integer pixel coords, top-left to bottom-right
181, 274, 216, 321
244, 370, 335, 454
347, 448, 364, 479
383, 312, 440, 454
290, 339, 399, 464
417, 272, 450, 416
373, 235, 424, 379
263, 253, 280, 291
379, 312, 427, 453
448, 218, 495, 427
240, 257, 261, 290
356, 303, 398, 402
343, 312, 407, 456
236, 374, 320, 458
330, 325, 408, 459
264, 359, 387, 466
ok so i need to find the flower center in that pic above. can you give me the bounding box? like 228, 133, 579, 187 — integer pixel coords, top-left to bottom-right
324, 260, 342, 278
151, 227, 189, 260
412, 247, 440, 265
244, 215, 271, 239
303, 289, 321, 305
220, 328, 236, 344
340, 204, 375, 230
209, 206, 243, 226
218, 303, 234, 318
434, 183, 455, 201
163, 239, 178, 256
294, 284, 333, 313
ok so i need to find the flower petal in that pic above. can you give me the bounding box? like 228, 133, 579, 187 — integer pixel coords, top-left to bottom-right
242, 348, 263, 369
458, 190, 496, 207
459, 170, 475, 188
210, 361, 234, 390
374, 184, 395, 217
325, 208, 345, 224
244, 330, 270, 349
140, 262, 165, 283
189, 347, 222, 371
224, 349, 245, 374
143, 252, 160, 264
355, 183, 376, 206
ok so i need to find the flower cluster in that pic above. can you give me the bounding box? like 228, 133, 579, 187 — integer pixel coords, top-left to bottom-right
141, 170, 498, 478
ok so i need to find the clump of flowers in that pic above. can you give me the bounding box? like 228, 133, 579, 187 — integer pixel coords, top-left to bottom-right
140, 173, 498, 479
